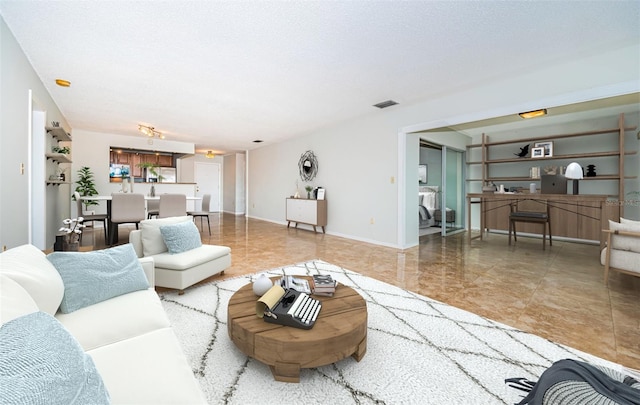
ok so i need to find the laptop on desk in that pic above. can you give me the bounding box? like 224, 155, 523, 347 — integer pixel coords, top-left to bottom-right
541, 175, 567, 194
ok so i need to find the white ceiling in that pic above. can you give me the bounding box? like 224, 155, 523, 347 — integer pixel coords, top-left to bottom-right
1, 1, 639, 154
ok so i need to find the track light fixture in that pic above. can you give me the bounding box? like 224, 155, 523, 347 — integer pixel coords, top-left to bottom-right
138, 124, 164, 139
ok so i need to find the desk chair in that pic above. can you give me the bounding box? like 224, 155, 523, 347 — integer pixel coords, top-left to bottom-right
109, 193, 146, 245
73, 192, 108, 244
147, 198, 159, 219
508, 199, 552, 250
159, 194, 187, 218
187, 194, 212, 235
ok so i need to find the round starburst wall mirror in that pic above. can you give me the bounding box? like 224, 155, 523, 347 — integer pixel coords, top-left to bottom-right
298, 150, 318, 181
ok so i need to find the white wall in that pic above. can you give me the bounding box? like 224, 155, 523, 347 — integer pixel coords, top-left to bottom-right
0, 18, 69, 249
248, 114, 400, 245
222, 153, 247, 215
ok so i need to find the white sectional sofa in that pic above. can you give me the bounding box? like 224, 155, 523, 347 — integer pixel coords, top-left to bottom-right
0, 244, 206, 404
130, 215, 231, 292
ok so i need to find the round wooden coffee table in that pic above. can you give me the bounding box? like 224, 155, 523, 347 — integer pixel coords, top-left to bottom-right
227, 277, 367, 383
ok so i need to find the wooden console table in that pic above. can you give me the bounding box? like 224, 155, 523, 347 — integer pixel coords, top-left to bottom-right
227, 277, 367, 382
466, 193, 619, 250
286, 198, 327, 233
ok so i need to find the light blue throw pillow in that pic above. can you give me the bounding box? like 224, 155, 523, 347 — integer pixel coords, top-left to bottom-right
0, 311, 110, 404
159, 220, 202, 254
47, 243, 149, 313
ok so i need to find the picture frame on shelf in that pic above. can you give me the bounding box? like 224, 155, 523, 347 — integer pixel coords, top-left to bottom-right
534, 141, 553, 157
531, 147, 545, 158
316, 188, 325, 200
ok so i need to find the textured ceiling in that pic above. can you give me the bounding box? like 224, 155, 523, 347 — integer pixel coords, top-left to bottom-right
1, 1, 639, 154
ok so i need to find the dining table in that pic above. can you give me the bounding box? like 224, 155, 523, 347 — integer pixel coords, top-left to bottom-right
80, 195, 201, 245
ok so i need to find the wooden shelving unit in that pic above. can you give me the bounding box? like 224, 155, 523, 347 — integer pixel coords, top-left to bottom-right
466, 113, 637, 215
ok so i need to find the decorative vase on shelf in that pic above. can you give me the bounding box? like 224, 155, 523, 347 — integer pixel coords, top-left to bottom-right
150, 184, 156, 197
253, 274, 273, 296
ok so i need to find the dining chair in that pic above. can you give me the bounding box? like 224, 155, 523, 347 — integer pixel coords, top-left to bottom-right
73, 192, 108, 244
187, 194, 212, 235
158, 194, 187, 218
508, 199, 552, 250
147, 198, 160, 219
109, 193, 146, 245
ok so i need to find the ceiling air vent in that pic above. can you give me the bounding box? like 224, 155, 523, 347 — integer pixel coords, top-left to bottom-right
373, 100, 398, 109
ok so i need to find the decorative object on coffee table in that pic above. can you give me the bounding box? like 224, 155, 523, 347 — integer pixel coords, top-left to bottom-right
252, 274, 273, 296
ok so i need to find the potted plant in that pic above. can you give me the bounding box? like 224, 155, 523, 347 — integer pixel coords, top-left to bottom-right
74, 166, 99, 213
305, 185, 313, 199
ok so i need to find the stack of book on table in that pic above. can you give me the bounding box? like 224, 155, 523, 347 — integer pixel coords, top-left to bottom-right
311, 274, 337, 296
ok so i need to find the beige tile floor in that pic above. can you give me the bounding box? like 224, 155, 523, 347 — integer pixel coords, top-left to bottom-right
92, 213, 640, 370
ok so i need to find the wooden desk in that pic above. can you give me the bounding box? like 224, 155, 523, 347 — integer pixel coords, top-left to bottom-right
227, 277, 367, 383
466, 193, 619, 249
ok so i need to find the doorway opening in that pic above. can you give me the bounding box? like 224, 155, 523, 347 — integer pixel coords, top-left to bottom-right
418, 139, 466, 242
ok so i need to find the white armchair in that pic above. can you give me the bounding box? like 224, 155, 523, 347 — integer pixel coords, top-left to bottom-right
129, 216, 231, 293
601, 219, 640, 284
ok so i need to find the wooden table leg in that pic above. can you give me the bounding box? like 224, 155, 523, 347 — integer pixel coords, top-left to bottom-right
352, 335, 367, 362
270, 362, 301, 383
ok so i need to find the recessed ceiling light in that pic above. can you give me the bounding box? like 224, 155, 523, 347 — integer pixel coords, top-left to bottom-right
55, 79, 71, 87
373, 100, 398, 109
518, 109, 547, 119
253, 140, 263, 143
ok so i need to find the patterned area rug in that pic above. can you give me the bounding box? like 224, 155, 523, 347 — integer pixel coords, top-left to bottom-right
159, 260, 622, 404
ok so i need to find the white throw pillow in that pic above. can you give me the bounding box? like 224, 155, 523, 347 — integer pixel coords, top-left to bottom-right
140, 216, 192, 257
620, 217, 640, 226
0, 244, 64, 315
0, 275, 38, 326
608, 220, 640, 253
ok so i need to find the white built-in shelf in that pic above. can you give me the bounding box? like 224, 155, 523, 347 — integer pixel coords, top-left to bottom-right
45, 153, 72, 163
46, 126, 72, 141
46, 180, 71, 186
